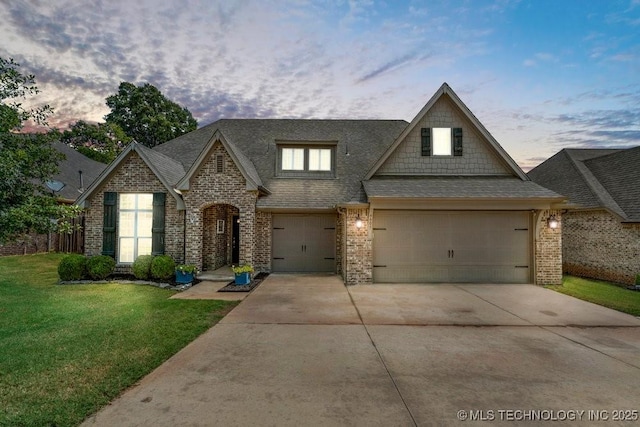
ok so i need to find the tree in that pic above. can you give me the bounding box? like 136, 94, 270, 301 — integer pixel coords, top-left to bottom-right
0, 57, 52, 132
105, 82, 197, 148
0, 57, 81, 244
57, 120, 131, 164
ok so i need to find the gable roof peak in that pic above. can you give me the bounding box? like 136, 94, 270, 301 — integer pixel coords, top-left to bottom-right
364, 83, 529, 180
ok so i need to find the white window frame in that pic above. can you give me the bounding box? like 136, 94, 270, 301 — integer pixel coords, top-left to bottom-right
432, 127, 452, 156
281, 147, 305, 170
118, 193, 153, 263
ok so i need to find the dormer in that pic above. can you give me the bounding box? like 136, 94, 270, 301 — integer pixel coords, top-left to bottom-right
275, 141, 337, 179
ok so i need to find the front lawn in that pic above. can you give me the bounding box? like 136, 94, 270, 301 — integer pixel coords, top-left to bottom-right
546, 275, 640, 316
0, 253, 238, 427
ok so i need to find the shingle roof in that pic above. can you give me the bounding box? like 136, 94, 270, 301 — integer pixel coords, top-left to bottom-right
584, 146, 640, 222
363, 177, 564, 200
136, 144, 185, 186
155, 119, 409, 209
51, 142, 107, 202
528, 147, 640, 221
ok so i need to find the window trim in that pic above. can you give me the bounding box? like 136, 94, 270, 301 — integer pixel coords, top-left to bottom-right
117, 193, 154, 264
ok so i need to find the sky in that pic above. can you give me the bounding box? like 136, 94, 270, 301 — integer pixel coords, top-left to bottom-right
1, 0, 639, 170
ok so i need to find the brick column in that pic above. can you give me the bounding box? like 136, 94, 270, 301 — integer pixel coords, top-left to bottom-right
344, 208, 372, 285
535, 209, 563, 285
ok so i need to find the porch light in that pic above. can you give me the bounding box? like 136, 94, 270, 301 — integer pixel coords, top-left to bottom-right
355, 214, 363, 229
547, 214, 559, 229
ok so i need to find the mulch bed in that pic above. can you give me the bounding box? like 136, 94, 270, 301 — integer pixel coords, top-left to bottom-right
218, 272, 269, 292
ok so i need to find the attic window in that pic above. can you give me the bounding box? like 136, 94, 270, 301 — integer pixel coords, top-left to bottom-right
277, 144, 336, 177
215, 154, 224, 173
421, 128, 463, 157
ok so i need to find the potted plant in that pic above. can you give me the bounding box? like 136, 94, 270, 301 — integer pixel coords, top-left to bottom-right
175, 264, 198, 284
231, 264, 254, 285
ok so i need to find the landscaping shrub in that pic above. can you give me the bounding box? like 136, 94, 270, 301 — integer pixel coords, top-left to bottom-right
636, 274, 640, 286
86, 255, 116, 280
132, 255, 154, 280
150, 255, 175, 280
58, 254, 87, 281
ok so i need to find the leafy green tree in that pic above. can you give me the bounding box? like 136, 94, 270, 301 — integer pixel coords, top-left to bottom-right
105, 82, 197, 148
0, 57, 82, 244
58, 120, 131, 164
0, 57, 52, 132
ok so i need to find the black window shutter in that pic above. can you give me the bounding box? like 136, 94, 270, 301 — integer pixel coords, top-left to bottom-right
421, 128, 431, 156
453, 128, 463, 156
102, 192, 117, 257
152, 192, 166, 255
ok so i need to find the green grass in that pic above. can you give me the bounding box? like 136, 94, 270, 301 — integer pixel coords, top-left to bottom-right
546, 275, 640, 316
0, 253, 238, 427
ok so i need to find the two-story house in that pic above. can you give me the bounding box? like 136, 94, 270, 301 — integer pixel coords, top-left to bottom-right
77, 83, 565, 285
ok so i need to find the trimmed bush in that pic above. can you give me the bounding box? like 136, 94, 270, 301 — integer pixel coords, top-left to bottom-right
86, 255, 116, 280
132, 255, 154, 280
636, 274, 640, 286
150, 255, 175, 280
58, 254, 87, 281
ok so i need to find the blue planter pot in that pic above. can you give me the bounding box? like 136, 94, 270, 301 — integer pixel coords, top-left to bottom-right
176, 271, 195, 284
234, 272, 251, 285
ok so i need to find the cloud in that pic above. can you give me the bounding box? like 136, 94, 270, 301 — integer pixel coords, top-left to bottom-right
356, 52, 430, 83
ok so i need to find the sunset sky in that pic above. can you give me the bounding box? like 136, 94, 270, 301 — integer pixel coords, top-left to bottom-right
1, 0, 639, 170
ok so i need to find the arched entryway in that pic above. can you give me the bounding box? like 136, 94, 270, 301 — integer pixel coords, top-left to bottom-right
202, 203, 240, 271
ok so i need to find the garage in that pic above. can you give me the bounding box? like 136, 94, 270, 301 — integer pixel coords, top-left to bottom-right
372, 211, 531, 283
272, 214, 336, 272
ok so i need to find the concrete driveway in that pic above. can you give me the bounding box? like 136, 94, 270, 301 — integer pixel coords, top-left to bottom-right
84, 275, 640, 426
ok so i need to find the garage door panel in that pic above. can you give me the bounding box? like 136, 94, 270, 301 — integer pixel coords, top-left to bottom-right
272, 214, 336, 273
373, 211, 531, 283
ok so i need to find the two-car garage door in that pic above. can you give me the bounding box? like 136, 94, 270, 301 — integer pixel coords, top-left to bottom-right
372, 211, 531, 283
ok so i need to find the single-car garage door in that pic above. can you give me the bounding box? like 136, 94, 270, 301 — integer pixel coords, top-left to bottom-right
272, 214, 336, 272
373, 211, 531, 283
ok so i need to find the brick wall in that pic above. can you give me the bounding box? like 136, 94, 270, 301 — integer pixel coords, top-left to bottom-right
535, 209, 563, 285
182, 142, 258, 271
563, 210, 640, 285
343, 208, 372, 285
376, 96, 511, 176
84, 151, 184, 271
254, 211, 271, 272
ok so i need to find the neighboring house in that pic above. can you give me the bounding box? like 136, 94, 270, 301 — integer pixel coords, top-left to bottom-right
528, 147, 640, 285
77, 83, 565, 285
0, 141, 107, 256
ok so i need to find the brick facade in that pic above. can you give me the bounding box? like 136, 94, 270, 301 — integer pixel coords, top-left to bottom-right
83, 152, 184, 271
343, 208, 372, 285
535, 209, 563, 285
563, 210, 640, 285
182, 142, 257, 272
254, 211, 272, 272
377, 97, 510, 176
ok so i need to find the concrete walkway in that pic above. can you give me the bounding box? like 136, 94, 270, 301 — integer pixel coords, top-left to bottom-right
83, 276, 640, 426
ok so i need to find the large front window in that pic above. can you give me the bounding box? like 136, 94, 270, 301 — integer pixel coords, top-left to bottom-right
118, 193, 153, 263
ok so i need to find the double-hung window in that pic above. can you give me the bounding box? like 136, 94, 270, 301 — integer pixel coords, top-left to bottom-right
118, 194, 153, 263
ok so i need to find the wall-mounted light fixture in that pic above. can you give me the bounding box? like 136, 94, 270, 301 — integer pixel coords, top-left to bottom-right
355, 214, 363, 229
547, 214, 559, 229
